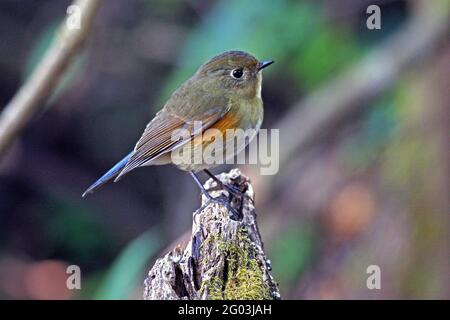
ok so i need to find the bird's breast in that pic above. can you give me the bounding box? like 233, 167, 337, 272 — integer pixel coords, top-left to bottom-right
171, 97, 263, 171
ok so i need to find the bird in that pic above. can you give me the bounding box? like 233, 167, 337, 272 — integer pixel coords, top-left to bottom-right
82, 50, 273, 211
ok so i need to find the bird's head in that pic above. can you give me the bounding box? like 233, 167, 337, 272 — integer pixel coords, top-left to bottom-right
196, 50, 274, 98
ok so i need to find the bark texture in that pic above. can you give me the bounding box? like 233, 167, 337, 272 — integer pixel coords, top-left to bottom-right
143, 169, 280, 300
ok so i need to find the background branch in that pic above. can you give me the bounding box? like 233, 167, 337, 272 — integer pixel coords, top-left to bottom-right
0, 0, 101, 158
275, 0, 449, 170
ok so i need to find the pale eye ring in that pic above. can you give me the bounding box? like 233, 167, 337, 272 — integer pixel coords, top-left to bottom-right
231, 68, 244, 79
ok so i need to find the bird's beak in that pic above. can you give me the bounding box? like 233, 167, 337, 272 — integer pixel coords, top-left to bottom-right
258, 60, 274, 71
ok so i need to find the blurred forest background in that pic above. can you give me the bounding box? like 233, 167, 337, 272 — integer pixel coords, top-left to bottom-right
0, 0, 448, 299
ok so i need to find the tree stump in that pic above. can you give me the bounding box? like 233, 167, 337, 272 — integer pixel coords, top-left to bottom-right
143, 169, 280, 300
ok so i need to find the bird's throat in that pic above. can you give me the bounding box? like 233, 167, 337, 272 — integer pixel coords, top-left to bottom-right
255, 72, 262, 99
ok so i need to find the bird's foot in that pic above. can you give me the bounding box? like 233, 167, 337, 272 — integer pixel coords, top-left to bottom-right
204, 172, 253, 203
190, 170, 242, 220
197, 191, 241, 220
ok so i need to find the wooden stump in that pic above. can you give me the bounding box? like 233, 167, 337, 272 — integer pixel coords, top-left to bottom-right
143, 169, 280, 300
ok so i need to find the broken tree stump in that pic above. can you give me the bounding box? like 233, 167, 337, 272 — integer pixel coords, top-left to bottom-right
143, 169, 280, 300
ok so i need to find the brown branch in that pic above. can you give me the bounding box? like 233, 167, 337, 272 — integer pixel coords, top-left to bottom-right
247, 0, 450, 212
275, 0, 449, 169
143, 169, 280, 300
0, 0, 101, 158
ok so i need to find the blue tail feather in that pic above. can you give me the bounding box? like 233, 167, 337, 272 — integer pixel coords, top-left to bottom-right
82, 152, 133, 197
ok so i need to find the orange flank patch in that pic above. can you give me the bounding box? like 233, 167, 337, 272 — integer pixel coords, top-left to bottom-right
209, 111, 240, 134
199, 111, 239, 143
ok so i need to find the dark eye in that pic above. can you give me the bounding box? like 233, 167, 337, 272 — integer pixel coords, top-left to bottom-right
231, 68, 243, 79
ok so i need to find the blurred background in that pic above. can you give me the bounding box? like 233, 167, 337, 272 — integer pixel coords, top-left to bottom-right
0, 0, 448, 299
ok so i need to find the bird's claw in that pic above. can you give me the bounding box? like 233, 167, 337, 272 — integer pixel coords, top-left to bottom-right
206, 181, 252, 204
197, 192, 241, 220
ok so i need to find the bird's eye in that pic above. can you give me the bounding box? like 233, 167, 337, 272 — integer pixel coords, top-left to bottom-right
231, 68, 243, 79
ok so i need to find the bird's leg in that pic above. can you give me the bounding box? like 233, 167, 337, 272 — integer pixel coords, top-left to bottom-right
189, 171, 240, 219
203, 169, 246, 199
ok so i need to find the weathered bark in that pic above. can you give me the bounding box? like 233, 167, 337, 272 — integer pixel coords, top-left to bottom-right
143, 169, 280, 300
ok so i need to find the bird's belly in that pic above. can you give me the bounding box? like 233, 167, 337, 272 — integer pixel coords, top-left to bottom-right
171, 112, 262, 172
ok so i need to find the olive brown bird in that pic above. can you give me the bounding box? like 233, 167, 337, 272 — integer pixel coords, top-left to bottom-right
83, 50, 273, 212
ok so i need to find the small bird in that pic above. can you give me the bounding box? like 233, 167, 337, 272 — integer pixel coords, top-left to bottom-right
83, 51, 273, 208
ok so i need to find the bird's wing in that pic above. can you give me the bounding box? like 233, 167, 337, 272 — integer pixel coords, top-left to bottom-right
115, 94, 230, 180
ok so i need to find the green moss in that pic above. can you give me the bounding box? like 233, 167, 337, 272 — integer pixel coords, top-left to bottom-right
223, 249, 270, 300
205, 276, 225, 300
201, 229, 271, 300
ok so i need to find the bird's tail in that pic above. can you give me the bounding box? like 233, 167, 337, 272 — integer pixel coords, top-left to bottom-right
82, 152, 133, 197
